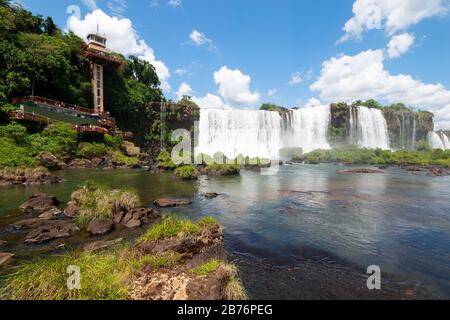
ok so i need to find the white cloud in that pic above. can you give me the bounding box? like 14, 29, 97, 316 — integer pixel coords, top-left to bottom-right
213, 66, 260, 107
174, 68, 189, 76
81, 0, 97, 11
387, 32, 415, 59
340, 0, 447, 42
189, 30, 211, 45
193, 94, 229, 109
310, 49, 450, 129
107, 0, 127, 17
267, 89, 277, 97
67, 9, 171, 91
168, 0, 182, 8
175, 82, 193, 100
304, 97, 322, 108
288, 72, 303, 85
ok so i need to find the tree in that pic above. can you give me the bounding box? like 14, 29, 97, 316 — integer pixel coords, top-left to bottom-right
43, 17, 57, 36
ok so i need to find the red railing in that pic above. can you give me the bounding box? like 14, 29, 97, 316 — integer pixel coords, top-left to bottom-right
8, 110, 49, 124
75, 125, 109, 135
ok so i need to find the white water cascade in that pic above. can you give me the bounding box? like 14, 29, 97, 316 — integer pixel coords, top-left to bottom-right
196, 109, 282, 159
428, 132, 450, 150
196, 105, 332, 159
282, 105, 331, 154
349, 106, 390, 150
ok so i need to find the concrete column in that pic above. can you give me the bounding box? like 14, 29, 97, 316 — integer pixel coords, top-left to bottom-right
91, 63, 104, 114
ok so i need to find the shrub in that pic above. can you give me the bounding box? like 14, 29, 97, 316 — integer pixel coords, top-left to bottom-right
76, 143, 111, 159
112, 151, 139, 167
0, 122, 27, 144
205, 164, 241, 176
104, 134, 123, 150
174, 165, 199, 180
0, 137, 37, 167
156, 150, 177, 169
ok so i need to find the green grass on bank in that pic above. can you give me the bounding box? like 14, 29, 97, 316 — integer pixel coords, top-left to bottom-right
72, 181, 140, 226
301, 145, 450, 167
138, 215, 219, 242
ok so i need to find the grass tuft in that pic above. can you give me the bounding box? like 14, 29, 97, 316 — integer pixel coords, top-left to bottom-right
138, 215, 219, 243
190, 259, 221, 276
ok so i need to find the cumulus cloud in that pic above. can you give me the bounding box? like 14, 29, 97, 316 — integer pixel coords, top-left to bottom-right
67, 9, 171, 91
188, 29, 216, 51
387, 32, 415, 58
174, 68, 189, 76
340, 0, 447, 42
213, 66, 260, 107
304, 97, 322, 108
175, 82, 193, 100
310, 49, 450, 129
81, 0, 97, 11
193, 94, 229, 109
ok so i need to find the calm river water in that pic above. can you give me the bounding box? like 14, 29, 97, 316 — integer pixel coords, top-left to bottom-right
1, 164, 449, 299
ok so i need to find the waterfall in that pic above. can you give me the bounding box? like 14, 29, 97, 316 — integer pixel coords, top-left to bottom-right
282, 105, 331, 153
350, 106, 390, 150
196, 105, 331, 159
196, 109, 282, 159
412, 117, 417, 150
428, 132, 445, 150
441, 133, 450, 149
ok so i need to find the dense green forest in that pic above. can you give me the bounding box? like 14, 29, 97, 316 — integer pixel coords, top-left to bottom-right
0, 0, 194, 145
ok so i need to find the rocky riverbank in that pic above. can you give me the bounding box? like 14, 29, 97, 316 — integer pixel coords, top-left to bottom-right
0, 184, 246, 300
0, 167, 61, 186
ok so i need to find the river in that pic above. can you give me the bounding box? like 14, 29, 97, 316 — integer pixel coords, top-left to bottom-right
1, 164, 449, 299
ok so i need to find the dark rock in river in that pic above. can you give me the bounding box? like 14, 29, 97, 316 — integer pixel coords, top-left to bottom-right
83, 238, 123, 253
427, 167, 449, 177
38, 207, 62, 220
148, 166, 165, 174
120, 208, 159, 228
405, 166, 425, 172
19, 193, 60, 214
0, 252, 14, 268
154, 198, 192, 208
87, 218, 114, 235
63, 201, 79, 218
68, 158, 94, 169
24, 220, 80, 244
336, 168, 384, 174
36, 151, 67, 170
205, 192, 219, 199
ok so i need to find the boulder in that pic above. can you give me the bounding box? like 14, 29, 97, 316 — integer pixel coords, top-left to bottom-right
154, 198, 192, 208
19, 193, 59, 214
14, 218, 46, 230
336, 168, 384, 174
148, 166, 165, 175
68, 159, 94, 169
428, 167, 448, 177
38, 208, 62, 220
205, 193, 219, 199
121, 208, 159, 228
405, 166, 424, 172
0, 252, 14, 268
63, 201, 79, 218
24, 220, 80, 244
113, 211, 125, 224
83, 238, 123, 253
0, 240, 6, 246
121, 141, 140, 157
36, 151, 67, 170
87, 218, 113, 235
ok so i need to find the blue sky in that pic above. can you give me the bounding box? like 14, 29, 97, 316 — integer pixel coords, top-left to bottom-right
16, 0, 450, 128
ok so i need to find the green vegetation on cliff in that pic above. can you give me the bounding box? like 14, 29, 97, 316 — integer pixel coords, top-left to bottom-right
302, 145, 450, 167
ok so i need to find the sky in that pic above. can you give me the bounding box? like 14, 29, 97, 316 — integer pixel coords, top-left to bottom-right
15, 0, 450, 129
